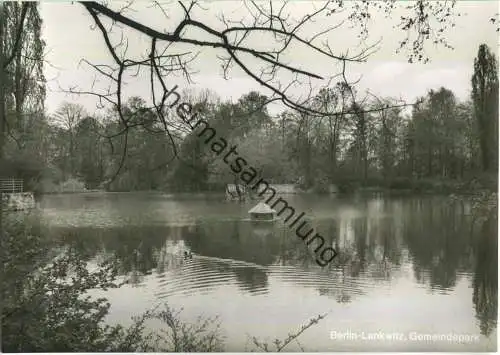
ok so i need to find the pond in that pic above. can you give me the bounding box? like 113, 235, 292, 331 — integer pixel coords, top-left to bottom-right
37, 192, 497, 351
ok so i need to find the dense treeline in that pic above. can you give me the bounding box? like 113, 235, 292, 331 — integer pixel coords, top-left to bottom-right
2, 44, 497, 194
0, 3, 497, 194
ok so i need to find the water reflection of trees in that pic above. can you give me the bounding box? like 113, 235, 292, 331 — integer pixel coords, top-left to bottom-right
400, 197, 497, 336
51, 225, 173, 274
402, 198, 473, 290
472, 213, 497, 336
181, 221, 278, 294
232, 266, 268, 294
44, 196, 497, 333
277, 196, 497, 331
181, 221, 281, 266
52, 221, 278, 294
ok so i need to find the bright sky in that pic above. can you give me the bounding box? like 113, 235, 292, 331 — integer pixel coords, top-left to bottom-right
40, 1, 499, 116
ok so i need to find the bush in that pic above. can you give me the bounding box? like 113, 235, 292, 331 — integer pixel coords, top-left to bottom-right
58, 177, 87, 193
335, 179, 360, 193
312, 176, 330, 194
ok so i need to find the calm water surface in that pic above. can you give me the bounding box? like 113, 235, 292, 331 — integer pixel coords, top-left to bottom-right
38, 192, 497, 351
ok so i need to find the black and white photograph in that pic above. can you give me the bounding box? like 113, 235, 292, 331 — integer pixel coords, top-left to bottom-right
0, 0, 498, 352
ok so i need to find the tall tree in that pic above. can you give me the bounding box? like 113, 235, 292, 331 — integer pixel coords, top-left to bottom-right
373, 100, 403, 180
348, 102, 372, 182
0, 2, 45, 190
1, 3, 45, 147
54, 102, 86, 178
471, 44, 499, 173
313, 84, 351, 179
74, 116, 104, 188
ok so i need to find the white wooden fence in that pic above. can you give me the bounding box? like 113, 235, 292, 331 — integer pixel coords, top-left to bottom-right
0, 178, 24, 193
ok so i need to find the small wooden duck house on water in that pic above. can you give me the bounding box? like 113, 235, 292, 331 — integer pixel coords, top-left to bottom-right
248, 202, 277, 222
